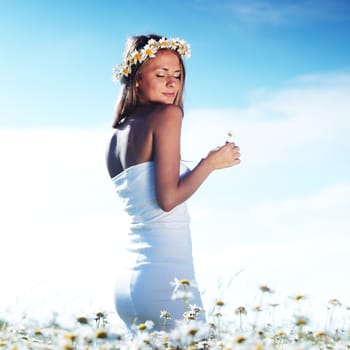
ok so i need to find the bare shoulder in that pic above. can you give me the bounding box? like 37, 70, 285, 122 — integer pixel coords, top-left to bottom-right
149, 104, 183, 131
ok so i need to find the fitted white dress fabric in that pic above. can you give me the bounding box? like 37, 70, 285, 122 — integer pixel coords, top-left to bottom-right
111, 161, 204, 331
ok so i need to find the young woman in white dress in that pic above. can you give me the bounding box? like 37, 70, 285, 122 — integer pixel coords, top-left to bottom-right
106, 34, 240, 331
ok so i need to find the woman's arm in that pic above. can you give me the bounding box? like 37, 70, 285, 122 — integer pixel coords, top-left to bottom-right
152, 105, 240, 212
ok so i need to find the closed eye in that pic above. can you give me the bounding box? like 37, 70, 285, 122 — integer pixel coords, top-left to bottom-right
155, 74, 181, 80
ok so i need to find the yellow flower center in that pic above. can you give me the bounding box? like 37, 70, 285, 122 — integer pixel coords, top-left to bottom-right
138, 323, 147, 331
64, 333, 77, 341
296, 318, 307, 326
188, 328, 198, 336
235, 336, 246, 343
180, 279, 190, 286
95, 330, 108, 339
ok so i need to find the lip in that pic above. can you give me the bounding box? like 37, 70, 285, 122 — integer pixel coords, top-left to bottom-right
162, 92, 175, 97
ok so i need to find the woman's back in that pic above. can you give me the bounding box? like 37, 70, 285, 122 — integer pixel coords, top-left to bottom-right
106, 107, 155, 179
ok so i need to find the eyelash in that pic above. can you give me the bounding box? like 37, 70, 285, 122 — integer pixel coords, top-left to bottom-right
156, 74, 181, 80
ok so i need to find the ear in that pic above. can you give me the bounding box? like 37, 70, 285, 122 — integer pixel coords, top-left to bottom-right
135, 74, 142, 88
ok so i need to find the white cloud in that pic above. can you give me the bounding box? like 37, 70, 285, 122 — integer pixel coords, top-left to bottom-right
253, 183, 350, 238
194, 237, 349, 328
182, 73, 350, 166
190, 182, 350, 248
0, 71, 349, 324
0, 127, 127, 319
183, 73, 350, 323
223, 0, 350, 26
228, 1, 287, 25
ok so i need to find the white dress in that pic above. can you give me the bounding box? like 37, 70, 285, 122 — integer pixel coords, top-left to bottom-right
111, 161, 204, 331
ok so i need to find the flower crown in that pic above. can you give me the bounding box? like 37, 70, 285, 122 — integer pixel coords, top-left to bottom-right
112, 37, 191, 83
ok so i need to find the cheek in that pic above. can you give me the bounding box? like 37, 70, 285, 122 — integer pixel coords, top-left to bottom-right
138, 79, 155, 92
137, 81, 150, 96
176, 81, 182, 92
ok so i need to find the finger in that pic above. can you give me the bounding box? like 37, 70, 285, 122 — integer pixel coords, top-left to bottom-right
232, 151, 239, 158
233, 157, 240, 163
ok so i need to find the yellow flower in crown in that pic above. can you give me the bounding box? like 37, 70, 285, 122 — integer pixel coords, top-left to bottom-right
121, 65, 131, 76
130, 49, 142, 64
169, 38, 178, 50
177, 39, 191, 58
148, 38, 159, 48
159, 37, 170, 48
141, 44, 158, 60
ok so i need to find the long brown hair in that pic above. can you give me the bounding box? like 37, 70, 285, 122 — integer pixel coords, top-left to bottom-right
112, 34, 186, 127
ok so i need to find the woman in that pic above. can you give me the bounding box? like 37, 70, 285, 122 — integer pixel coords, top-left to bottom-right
106, 34, 240, 331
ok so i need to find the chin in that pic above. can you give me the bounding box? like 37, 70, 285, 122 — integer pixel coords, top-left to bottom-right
153, 99, 175, 105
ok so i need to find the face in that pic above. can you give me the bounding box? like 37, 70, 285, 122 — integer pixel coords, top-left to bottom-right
136, 50, 182, 105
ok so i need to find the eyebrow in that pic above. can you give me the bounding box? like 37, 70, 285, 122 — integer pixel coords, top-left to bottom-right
153, 66, 181, 72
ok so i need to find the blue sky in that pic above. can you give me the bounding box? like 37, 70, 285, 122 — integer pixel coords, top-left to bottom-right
1, 0, 350, 327
1, 0, 350, 126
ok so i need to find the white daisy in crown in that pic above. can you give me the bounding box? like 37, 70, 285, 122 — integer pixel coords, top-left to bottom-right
148, 38, 159, 48
130, 49, 142, 64
141, 44, 158, 60
121, 65, 131, 77
159, 37, 170, 48
169, 38, 179, 50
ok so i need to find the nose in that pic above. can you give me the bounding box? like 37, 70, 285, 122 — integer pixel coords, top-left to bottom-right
166, 76, 177, 87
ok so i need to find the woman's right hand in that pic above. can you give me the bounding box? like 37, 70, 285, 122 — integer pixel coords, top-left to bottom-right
204, 142, 241, 170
